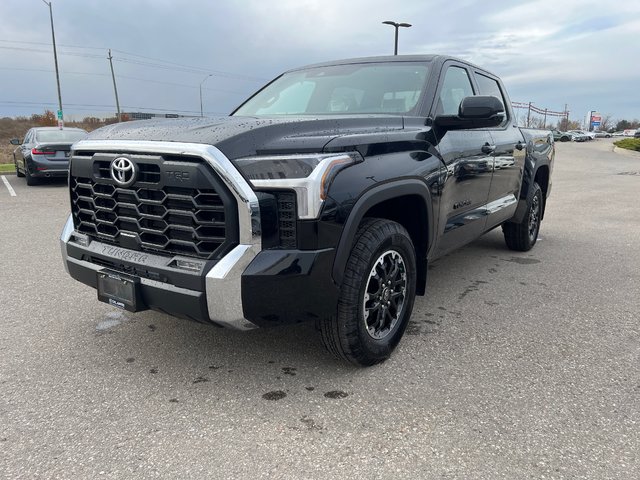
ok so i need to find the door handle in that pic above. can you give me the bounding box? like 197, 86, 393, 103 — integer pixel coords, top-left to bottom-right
481, 143, 496, 154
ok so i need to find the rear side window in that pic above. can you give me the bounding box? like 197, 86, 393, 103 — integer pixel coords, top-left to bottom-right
436, 66, 474, 115
475, 73, 508, 125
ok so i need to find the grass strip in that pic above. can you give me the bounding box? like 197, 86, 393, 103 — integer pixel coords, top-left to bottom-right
614, 138, 640, 152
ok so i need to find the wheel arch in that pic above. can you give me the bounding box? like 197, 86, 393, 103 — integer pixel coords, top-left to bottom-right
332, 180, 433, 295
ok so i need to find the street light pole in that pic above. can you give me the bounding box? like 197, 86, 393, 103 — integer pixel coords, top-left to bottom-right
42, 0, 63, 128
382, 21, 412, 55
199, 74, 213, 117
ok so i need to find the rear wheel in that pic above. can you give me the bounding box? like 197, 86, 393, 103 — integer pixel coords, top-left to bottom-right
25, 163, 38, 186
317, 218, 417, 366
503, 182, 543, 251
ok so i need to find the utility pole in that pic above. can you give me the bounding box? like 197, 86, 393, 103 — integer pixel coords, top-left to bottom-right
543, 108, 547, 129
200, 74, 213, 117
526, 102, 532, 128
42, 0, 63, 128
108, 49, 121, 122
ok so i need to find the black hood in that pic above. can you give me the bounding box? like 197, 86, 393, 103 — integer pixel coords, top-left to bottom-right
86, 115, 404, 159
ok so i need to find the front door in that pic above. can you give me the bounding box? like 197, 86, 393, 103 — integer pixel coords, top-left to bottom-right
432, 64, 494, 257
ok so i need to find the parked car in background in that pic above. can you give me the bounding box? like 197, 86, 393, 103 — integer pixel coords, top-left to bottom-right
568, 130, 594, 141
10, 127, 88, 185
552, 129, 572, 142
612, 131, 625, 137
568, 130, 590, 142
569, 130, 596, 140
634, 130, 640, 138
594, 131, 612, 138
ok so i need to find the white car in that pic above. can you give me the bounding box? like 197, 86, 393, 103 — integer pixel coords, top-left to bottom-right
594, 131, 612, 138
568, 130, 595, 141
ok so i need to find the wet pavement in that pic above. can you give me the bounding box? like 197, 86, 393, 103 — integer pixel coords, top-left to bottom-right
0, 139, 638, 479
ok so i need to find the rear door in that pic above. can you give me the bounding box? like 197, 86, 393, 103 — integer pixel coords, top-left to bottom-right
431, 62, 495, 257
473, 72, 525, 228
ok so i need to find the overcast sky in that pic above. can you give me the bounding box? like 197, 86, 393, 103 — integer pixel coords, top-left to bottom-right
1, 0, 638, 125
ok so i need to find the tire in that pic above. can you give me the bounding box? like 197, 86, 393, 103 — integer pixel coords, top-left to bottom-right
502, 182, 543, 251
560, 136, 570, 142
25, 164, 38, 186
317, 218, 417, 366
15, 159, 24, 177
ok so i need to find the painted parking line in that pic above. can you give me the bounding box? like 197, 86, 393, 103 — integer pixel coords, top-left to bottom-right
1, 175, 17, 197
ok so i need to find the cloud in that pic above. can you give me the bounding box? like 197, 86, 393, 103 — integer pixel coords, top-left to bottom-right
0, 0, 638, 122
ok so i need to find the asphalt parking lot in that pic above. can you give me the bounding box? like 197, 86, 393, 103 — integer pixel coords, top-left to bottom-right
0, 139, 638, 479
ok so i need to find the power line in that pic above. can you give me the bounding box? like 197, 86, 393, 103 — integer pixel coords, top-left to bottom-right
0, 40, 267, 82
0, 39, 106, 50
0, 66, 248, 95
110, 48, 268, 82
0, 99, 227, 115
0, 45, 104, 58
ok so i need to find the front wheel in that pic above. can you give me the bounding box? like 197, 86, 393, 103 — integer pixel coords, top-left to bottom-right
317, 218, 417, 366
15, 159, 24, 177
502, 182, 543, 251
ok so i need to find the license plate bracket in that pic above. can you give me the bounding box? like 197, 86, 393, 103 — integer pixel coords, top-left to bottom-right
97, 269, 145, 312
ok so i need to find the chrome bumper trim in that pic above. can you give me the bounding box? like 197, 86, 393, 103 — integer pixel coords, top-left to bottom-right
60, 214, 74, 274
205, 244, 260, 330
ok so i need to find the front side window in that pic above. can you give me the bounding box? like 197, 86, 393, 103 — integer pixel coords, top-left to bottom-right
436, 66, 474, 115
233, 62, 429, 116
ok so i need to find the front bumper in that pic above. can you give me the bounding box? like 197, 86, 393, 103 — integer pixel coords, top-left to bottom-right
61, 140, 340, 330
61, 215, 339, 329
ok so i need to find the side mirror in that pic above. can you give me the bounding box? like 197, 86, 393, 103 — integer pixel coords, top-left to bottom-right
10, 138, 21, 145
434, 95, 505, 131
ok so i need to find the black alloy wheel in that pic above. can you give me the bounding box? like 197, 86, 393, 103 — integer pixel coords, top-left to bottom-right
317, 218, 417, 366
502, 182, 543, 252
527, 192, 541, 245
363, 249, 407, 340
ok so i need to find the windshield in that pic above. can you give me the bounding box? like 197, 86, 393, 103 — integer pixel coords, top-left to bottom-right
36, 129, 87, 143
233, 62, 429, 116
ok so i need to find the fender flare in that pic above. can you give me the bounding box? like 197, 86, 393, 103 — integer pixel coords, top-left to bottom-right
332, 179, 434, 287
512, 159, 550, 223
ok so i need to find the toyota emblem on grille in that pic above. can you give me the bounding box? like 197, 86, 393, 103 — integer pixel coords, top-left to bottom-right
110, 157, 137, 187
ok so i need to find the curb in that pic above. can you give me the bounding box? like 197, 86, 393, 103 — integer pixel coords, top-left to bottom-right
613, 146, 640, 158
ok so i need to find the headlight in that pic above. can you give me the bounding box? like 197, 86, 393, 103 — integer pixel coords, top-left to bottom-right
234, 152, 362, 219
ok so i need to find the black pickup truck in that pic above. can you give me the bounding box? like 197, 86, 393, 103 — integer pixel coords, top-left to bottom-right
61, 55, 553, 366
